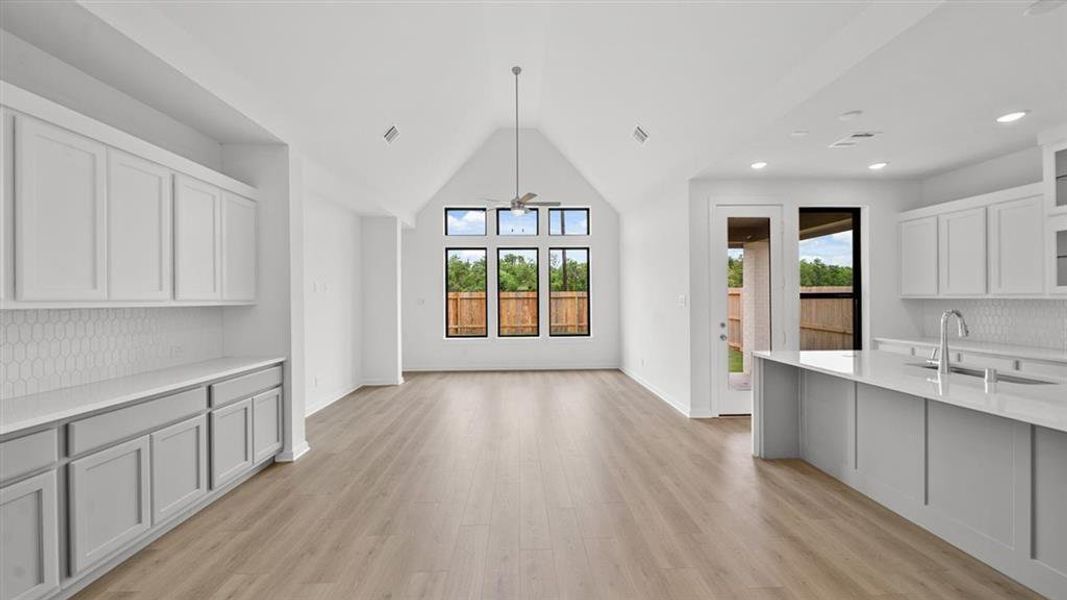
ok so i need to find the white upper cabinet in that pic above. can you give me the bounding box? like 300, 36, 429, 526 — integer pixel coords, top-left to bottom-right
14, 116, 107, 301
899, 216, 939, 296
222, 193, 256, 301
174, 176, 222, 301
988, 194, 1044, 295
107, 150, 173, 301
938, 207, 987, 296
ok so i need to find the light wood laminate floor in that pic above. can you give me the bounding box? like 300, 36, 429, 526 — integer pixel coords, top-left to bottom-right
77, 370, 1041, 599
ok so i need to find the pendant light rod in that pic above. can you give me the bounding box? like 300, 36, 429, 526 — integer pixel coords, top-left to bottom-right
513, 66, 521, 202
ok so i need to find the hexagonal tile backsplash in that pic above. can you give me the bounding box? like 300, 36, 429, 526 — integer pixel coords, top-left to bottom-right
920, 299, 1067, 351
1, 307, 223, 399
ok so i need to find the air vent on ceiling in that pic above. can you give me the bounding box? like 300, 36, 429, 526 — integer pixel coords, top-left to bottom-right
383, 125, 400, 144
829, 131, 881, 149
632, 125, 649, 145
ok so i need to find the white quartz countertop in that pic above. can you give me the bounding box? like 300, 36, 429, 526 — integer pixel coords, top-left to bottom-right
1, 356, 286, 436
874, 336, 1067, 364
754, 350, 1067, 434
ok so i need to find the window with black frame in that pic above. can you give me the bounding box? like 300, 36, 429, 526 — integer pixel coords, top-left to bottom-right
497, 248, 539, 337
549, 248, 589, 336
798, 208, 861, 350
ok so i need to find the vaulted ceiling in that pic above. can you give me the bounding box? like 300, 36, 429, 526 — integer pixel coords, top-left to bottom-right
3, 1, 1065, 221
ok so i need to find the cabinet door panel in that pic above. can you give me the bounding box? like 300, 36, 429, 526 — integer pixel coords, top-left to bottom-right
988, 195, 1044, 295
899, 217, 938, 296
69, 436, 151, 574
0, 471, 59, 600
210, 398, 252, 489
150, 415, 207, 525
174, 176, 221, 301
252, 388, 282, 463
938, 207, 987, 296
108, 150, 173, 300
14, 116, 107, 301
222, 193, 256, 301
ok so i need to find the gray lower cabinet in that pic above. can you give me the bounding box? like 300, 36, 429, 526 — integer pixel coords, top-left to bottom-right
0, 471, 59, 600
210, 398, 253, 489
252, 387, 283, 463
68, 436, 151, 575
150, 415, 207, 525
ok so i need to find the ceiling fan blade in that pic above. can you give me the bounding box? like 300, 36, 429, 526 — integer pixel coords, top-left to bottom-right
475, 198, 508, 205
524, 201, 561, 207
518, 192, 538, 204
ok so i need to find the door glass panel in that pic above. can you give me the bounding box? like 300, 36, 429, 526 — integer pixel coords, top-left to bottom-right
726, 217, 771, 392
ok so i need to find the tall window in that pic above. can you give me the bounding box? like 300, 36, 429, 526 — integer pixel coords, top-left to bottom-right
497, 208, 538, 235
445, 248, 487, 337
498, 248, 538, 337
548, 208, 589, 235
445, 208, 486, 236
549, 248, 589, 336
798, 208, 861, 350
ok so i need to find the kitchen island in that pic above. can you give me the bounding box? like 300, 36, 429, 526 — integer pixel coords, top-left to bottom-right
753, 350, 1067, 599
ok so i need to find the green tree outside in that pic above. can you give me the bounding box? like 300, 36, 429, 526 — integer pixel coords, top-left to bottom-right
447, 253, 487, 292
498, 251, 538, 291
549, 251, 589, 292
728, 256, 853, 287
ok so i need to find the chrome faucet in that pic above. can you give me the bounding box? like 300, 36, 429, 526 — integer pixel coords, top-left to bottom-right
932, 309, 970, 374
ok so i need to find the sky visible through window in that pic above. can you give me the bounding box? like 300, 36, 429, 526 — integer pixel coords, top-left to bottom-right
799, 230, 853, 266
549, 209, 588, 235
446, 209, 486, 235
498, 209, 538, 235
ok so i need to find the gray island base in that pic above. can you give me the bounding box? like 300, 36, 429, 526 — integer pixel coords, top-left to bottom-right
753, 350, 1067, 600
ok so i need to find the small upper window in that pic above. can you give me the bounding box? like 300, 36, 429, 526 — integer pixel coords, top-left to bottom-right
445, 208, 487, 236
548, 208, 589, 235
497, 208, 538, 236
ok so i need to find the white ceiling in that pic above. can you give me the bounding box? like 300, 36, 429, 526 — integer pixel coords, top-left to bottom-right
5, 1, 1065, 218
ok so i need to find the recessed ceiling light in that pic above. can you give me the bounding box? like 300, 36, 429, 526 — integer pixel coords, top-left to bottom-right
868, 162, 888, 170
790, 129, 810, 138
996, 110, 1030, 123
750, 161, 768, 170
838, 110, 863, 122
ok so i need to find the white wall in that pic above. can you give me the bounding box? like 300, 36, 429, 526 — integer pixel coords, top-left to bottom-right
304, 195, 363, 413
919, 146, 1042, 206
363, 216, 403, 384
0, 29, 223, 169
619, 182, 692, 414
402, 128, 621, 371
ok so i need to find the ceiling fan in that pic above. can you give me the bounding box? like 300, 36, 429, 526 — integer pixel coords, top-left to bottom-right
480, 66, 560, 216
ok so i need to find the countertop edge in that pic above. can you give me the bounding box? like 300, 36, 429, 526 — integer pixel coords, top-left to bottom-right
1, 356, 287, 437
754, 350, 1067, 434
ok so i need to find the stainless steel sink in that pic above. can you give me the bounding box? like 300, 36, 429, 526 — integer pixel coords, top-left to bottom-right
908, 363, 1055, 385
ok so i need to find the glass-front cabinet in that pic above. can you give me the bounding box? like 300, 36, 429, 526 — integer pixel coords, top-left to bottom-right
1047, 139, 1067, 213
1051, 214, 1067, 294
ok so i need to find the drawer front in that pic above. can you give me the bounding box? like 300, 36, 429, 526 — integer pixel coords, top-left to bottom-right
0, 429, 58, 485
0, 470, 60, 600
68, 436, 151, 575
210, 366, 282, 408
150, 415, 207, 525
210, 399, 253, 489
68, 387, 207, 457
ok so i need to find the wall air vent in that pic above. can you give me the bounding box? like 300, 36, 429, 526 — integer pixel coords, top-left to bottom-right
632, 125, 649, 145
383, 125, 400, 144
829, 131, 881, 149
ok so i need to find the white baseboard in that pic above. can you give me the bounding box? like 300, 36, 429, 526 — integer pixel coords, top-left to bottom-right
403, 363, 620, 373
620, 367, 690, 417
305, 383, 364, 416
361, 377, 403, 386
277, 441, 310, 462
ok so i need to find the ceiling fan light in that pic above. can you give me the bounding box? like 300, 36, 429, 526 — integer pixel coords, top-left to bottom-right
511, 207, 527, 216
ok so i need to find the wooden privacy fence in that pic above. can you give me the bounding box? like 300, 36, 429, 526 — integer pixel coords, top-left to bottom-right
727, 288, 743, 350
447, 292, 487, 336
549, 291, 588, 335
446, 291, 588, 336
726, 286, 853, 351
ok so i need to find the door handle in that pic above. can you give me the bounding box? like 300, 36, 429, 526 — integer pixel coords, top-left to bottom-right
719, 334, 728, 341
